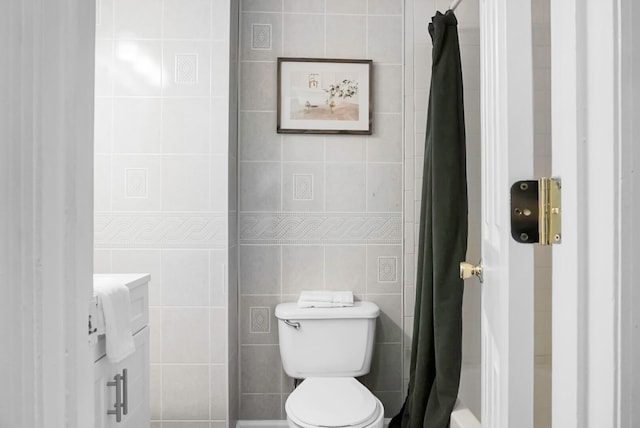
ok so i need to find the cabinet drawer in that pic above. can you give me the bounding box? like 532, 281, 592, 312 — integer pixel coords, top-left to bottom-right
95, 327, 150, 428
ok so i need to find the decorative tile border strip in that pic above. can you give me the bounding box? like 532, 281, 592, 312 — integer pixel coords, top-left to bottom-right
95, 212, 227, 248
239, 212, 402, 245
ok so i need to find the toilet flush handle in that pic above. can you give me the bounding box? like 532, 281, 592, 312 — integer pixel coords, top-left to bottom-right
284, 319, 301, 329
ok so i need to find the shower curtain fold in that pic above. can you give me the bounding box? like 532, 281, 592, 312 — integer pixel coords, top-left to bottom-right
390, 9, 467, 428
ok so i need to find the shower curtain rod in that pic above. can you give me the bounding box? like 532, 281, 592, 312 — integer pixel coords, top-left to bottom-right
450, 0, 463, 11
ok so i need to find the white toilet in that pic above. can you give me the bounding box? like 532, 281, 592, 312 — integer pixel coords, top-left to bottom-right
275, 301, 385, 428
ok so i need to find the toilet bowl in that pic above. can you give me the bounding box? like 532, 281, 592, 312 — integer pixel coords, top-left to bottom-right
285, 377, 384, 428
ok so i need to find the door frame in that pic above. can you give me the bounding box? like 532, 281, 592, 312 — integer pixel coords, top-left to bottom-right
551, 0, 638, 426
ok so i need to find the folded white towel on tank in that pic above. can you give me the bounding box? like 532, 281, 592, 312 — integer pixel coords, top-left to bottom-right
297, 290, 354, 308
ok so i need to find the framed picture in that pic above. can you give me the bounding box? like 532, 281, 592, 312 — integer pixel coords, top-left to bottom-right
277, 57, 373, 135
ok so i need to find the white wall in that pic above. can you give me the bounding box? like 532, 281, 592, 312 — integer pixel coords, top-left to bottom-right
92, 0, 238, 425
237, 0, 405, 418
0, 0, 95, 426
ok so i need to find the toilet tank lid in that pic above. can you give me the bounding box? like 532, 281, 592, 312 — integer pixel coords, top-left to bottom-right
275, 301, 380, 320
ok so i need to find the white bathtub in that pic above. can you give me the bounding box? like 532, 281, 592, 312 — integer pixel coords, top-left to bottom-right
451, 364, 481, 428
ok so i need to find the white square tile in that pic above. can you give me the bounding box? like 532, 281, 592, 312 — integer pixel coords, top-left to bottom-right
210, 154, 229, 212
325, 15, 366, 58
162, 155, 211, 211
240, 62, 277, 111
163, 0, 212, 39
242, 0, 282, 12
239, 394, 281, 419
210, 364, 229, 419
111, 155, 162, 211
161, 250, 210, 306
326, 136, 366, 162
210, 308, 228, 363
368, 113, 402, 162
94, 40, 114, 97
93, 250, 112, 273
239, 245, 281, 295
367, 163, 402, 212
240, 345, 283, 393
377, 256, 398, 282
112, 40, 162, 96
283, 14, 325, 57
162, 98, 210, 154
114, 0, 162, 39
150, 365, 162, 418
283, 135, 324, 161
284, 0, 325, 13
252, 23, 272, 50
124, 168, 149, 198
374, 65, 403, 113
293, 174, 313, 200
239, 112, 281, 161
244, 15, 279, 61
239, 162, 281, 211
326, 0, 366, 13
94, 97, 113, 154
240, 295, 281, 345
210, 250, 228, 306
174, 54, 199, 84
366, 245, 402, 293
324, 246, 366, 297
283, 163, 324, 211
212, 40, 231, 97
162, 365, 210, 420
325, 163, 366, 212
162, 308, 210, 362
249, 307, 271, 333
368, 0, 403, 14
94, 155, 112, 211
367, 16, 402, 64
282, 246, 324, 294
162, 41, 211, 97
113, 98, 162, 153
212, 96, 231, 156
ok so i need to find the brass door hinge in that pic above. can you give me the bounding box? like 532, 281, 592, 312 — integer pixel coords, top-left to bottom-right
510, 177, 561, 245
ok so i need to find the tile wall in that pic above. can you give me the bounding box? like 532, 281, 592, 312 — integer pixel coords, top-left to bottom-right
93, 0, 239, 426
237, 0, 405, 419
92, 0, 550, 424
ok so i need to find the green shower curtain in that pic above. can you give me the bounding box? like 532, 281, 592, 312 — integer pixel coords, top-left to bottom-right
390, 9, 468, 428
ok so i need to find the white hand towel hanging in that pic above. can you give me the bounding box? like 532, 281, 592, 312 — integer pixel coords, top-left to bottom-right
94, 277, 136, 363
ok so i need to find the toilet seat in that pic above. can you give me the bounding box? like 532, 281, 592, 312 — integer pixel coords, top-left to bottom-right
285, 377, 383, 428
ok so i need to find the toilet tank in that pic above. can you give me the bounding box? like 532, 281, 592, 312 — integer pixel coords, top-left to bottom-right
275, 302, 380, 378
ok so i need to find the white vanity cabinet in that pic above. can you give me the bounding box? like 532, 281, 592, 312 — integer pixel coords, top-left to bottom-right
93, 274, 150, 428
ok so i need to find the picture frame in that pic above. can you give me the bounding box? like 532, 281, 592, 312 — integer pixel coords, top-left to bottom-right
277, 57, 373, 135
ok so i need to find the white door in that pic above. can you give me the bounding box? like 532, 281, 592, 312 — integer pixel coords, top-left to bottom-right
479, 0, 535, 427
